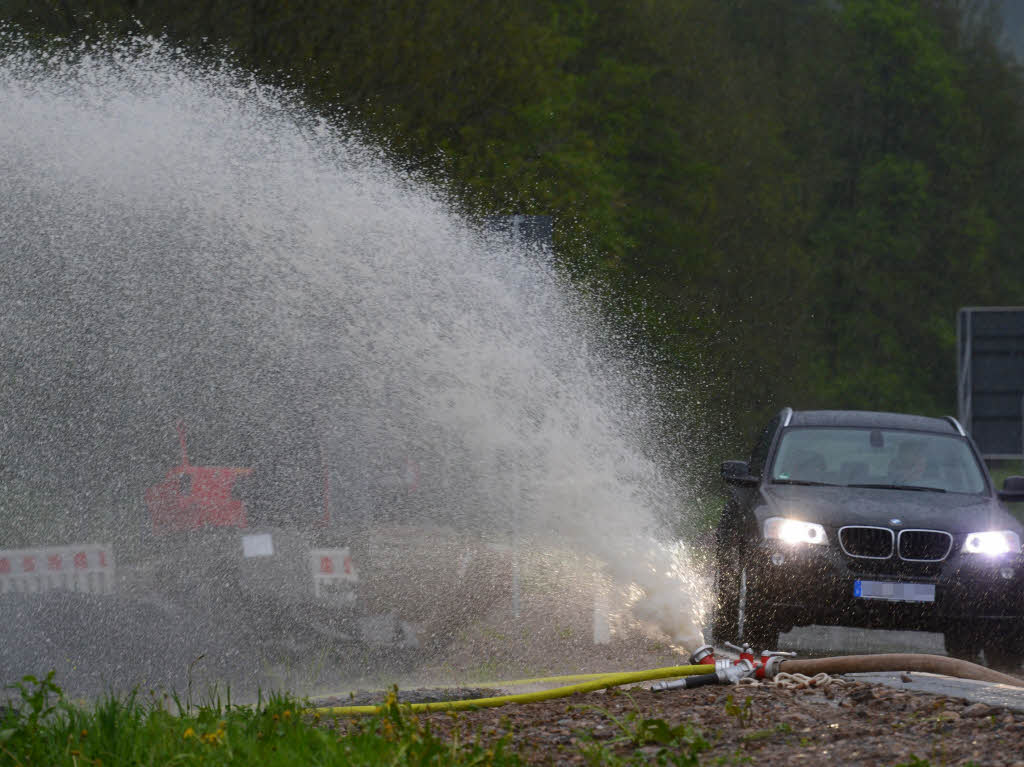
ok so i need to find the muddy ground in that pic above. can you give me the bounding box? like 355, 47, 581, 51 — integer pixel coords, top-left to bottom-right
324, 679, 1024, 766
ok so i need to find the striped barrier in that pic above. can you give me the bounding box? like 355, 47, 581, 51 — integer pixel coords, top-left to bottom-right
0, 544, 116, 595
310, 547, 357, 603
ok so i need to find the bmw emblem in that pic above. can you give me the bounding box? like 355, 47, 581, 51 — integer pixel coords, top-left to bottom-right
890, 518, 902, 526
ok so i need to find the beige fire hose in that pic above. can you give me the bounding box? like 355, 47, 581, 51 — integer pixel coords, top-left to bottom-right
779, 653, 1024, 687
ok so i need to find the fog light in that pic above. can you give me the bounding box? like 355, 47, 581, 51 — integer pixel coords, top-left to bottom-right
771, 553, 785, 566
1000, 567, 1015, 580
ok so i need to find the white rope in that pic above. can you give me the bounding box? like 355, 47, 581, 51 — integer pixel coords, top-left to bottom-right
737, 671, 849, 690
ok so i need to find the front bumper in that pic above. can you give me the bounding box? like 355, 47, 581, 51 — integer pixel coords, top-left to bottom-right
752, 539, 1024, 631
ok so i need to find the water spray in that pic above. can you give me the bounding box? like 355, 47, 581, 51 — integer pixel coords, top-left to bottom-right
0, 33, 704, 694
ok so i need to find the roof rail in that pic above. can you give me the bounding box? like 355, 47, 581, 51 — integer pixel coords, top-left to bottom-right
781, 407, 794, 427
945, 415, 966, 436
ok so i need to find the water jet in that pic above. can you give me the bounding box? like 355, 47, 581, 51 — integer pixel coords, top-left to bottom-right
0, 34, 702, 697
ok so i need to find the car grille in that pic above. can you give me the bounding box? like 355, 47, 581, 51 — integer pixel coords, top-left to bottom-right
839, 526, 894, 559
897, 529, 952, 562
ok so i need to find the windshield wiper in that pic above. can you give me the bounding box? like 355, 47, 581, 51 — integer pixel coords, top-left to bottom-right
771, 479, 840, 487
846, 483, 947, 493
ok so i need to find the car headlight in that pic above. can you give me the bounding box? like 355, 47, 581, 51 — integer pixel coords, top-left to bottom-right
963, 530, 1021, 556
763, 517, 827, 546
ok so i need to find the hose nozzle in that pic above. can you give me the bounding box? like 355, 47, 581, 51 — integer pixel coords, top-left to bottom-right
652, 659, 755, 692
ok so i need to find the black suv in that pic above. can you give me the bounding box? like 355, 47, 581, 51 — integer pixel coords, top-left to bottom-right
713, 408, 1024, 666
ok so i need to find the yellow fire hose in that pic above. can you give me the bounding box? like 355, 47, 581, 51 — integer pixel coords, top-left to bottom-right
312, 652, 1024, 717
489, 670, 634, 687
313, 664, 712, 716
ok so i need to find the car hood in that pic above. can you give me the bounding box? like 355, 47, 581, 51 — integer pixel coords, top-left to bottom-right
756, 483, 1022, 535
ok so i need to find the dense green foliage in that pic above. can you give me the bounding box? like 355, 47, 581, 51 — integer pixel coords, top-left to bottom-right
5, 0, 1024, 454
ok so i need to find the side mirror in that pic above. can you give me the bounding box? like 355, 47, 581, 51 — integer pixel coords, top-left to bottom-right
998, 475, 1024, 503
721, 460, 758, 486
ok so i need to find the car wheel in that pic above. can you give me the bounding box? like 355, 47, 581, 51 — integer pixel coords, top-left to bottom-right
711, 543, 740, 644
983, 643, 1024, 671
738, 565, 780, 650
943, 622, 981, 662
712, 543, 779, 650
983, 626, 1024, 671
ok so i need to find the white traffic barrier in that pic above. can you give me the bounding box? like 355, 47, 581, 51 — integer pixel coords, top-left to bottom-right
0, 544, 116, 595
310, 548, 358, 603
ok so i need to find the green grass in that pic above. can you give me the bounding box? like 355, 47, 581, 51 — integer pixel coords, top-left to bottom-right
987, 461, 1022, 491
0, 672, 524, 766
1, 671, 727, 767
987, 461, 1024, 525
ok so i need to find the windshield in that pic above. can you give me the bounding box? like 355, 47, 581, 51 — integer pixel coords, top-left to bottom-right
770, 428, 987, 494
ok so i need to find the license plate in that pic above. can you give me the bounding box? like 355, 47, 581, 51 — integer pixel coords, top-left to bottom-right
854, 580, 935, 602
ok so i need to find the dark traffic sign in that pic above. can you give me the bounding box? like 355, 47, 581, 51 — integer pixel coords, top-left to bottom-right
485, 215, 552, 251
958, 307, 1024, 459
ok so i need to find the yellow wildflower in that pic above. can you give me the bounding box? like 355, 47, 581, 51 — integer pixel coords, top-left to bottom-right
182, 727, 196, 740
201, 729, 225, 746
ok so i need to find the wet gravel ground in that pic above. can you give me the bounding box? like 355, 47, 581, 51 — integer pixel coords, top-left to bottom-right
324, 681, 1024, 766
